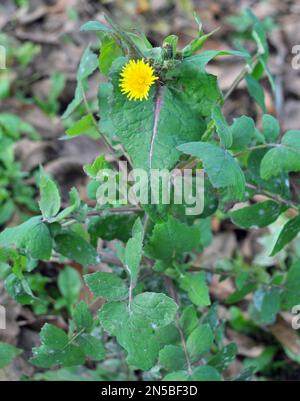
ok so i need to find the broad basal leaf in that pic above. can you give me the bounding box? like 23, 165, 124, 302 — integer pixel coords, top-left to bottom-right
101, 55, 223, 172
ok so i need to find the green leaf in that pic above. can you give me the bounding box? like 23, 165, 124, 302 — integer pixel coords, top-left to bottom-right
62, 47, 98, 119
245, 74, 266, 112
225, 283, 257, 304
230, 201, 283, 229
77, 334, 105, 361
186, 324, 214, 360
83, 155, 109, 179
249, 287, 280, 325
106, 53, 224, 172
281, 261, 300, 310
230, 115, 256, 149
73, 301, 93, 332
208, 343, 238, 371
190, 365, 221, 381
99, 36, 122, 75
38, 167, 61, 220
163, 371, 189, 381
58, 266, 81, 309
159, 345, 186, 371
80, 20, 113, 33
179, 272, 210, 306
31, 324, 85, 368
260, 131, 300, 179
180, 305, 199, 337
99, 301, 159, 370
0, 342, 22, 368
40, 323, 69, 350
178, 142, 245, 199
212, 104, 232, 148
88, 213, 138, 243
84, 272, 128, 301
271, 215, 300, 256
55, 232, 98, 266
262, 114, 280, 142
125, 218, 143, 285
145, 216, 201, 263
65, 115, 99, 139
0, 216, 52, 260
131, 292, 178, 329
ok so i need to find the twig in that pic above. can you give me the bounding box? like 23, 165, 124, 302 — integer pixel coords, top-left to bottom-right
246, 183, 298, 211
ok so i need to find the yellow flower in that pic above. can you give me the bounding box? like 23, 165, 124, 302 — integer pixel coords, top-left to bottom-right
119, 59, 158, 101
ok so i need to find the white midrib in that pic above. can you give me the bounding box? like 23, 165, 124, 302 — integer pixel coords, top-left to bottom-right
149, 85, 164, 170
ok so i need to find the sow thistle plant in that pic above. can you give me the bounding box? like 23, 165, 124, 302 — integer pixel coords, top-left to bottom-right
1, 11, 300, 381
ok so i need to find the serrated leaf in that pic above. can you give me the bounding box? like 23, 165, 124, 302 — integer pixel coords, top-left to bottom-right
212, 104, 232, 148
40, 323, 69, 350
55, 232, 98, 266
159, 345, 186, 371
65, 115, 99, 139
99, 36, 122, 75
179, 272, 210, 306
230, 201, 283, 229
178, 142, 245, 199
0, 216, 52, 260
131, 292, 178, 329
230, 115, 256, 149
73, 301, 93, 332
186, 324, 214, 360
98, 301, 159, 370
77, 334, 105, 361
58, 267, 81, 309
190, 365, 221, 381
31, 323, 85, 368
125, 218, 143, 285
260, 131, 300, 179
163, 371, 189, 381
180, 306, 199, 337
84, 272, 128, 301
38, 168, 61, 220
0, 342, 22, 368
262, 114, 280, 142
145, 216, 201, 263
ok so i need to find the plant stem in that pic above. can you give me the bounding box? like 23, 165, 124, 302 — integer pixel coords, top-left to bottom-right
61, 206, 141, 227
246, 183, 298, 211
164, 277, 193, 375
223, 52, 260, 101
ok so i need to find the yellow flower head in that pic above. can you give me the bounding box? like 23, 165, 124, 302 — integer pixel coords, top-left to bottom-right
119, 59, 158, 101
